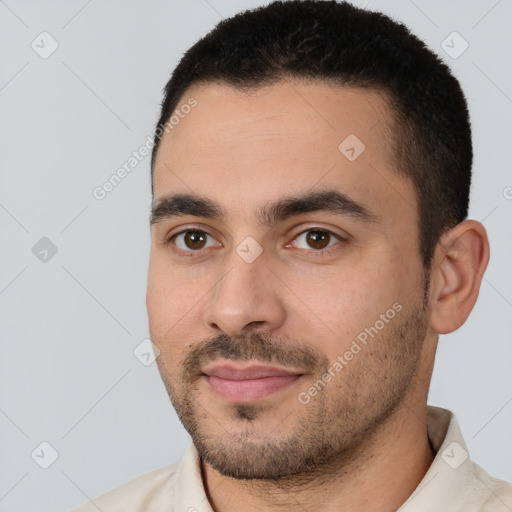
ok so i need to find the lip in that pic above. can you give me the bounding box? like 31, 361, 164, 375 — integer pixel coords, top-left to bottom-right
202, 362, 304, 403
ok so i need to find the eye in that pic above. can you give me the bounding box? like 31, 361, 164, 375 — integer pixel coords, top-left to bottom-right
165, 227, 344, 257
169, 229, 219, 252
289, 228, 343, 252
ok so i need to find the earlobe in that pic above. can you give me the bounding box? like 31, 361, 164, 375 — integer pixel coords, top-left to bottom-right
429, 220, 490, 334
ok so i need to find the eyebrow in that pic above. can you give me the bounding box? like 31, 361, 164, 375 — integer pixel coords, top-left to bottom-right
150, 189, 378, 227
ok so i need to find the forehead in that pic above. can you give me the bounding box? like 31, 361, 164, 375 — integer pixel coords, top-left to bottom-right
156, 80, 392, 167
152, 80, 415, 227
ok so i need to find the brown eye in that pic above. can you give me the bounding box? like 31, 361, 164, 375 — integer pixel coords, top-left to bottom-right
305, 230, 331, 249
184, 230, 207, 249
292, 229, 342, 251
172, 229, 217, 252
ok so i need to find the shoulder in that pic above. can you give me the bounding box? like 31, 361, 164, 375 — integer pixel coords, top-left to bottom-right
69, 463, 179, 512
471, 461, 512, 511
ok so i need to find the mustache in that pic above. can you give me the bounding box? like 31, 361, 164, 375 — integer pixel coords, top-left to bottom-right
182, 332, 327, 382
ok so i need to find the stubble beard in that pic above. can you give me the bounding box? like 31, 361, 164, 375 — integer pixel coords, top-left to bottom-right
156, 286, 430, 481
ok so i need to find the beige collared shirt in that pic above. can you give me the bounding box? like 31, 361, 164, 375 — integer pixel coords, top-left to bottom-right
70, 406, 512, 511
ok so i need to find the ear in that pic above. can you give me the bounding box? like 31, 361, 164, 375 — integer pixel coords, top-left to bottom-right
429, 220, 490, 334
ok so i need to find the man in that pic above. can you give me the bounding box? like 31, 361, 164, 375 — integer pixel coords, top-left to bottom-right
71, 1, 512, 510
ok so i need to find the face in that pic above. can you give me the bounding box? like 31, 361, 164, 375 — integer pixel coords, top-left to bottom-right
147, 80, 431, 480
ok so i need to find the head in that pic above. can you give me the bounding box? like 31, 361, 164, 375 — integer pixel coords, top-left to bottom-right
146, 0, 489, 480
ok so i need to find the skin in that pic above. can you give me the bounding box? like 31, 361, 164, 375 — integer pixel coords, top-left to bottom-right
146, 80, 489, 512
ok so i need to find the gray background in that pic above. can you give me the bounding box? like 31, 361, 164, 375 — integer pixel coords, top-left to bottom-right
1, 1, 511, 511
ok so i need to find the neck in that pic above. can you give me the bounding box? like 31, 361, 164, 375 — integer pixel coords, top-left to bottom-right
200, 400, 436, 512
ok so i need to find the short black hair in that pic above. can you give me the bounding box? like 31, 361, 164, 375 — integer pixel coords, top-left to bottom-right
151, 0, 472, 269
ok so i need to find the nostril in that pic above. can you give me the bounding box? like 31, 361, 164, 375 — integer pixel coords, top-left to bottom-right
246, 321, 265, 330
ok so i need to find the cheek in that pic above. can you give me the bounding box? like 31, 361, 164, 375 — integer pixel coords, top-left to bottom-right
146, 261, 205, 341
147, 276, 200, 378
287, 261, 404, 354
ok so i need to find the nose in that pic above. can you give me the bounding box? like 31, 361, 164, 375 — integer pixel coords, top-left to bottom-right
202, 252, 286, 338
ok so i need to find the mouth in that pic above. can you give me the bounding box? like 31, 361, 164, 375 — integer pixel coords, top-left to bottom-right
201, 362, 305, 403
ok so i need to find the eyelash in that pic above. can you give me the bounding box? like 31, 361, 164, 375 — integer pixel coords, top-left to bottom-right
164, 227, 345, 258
